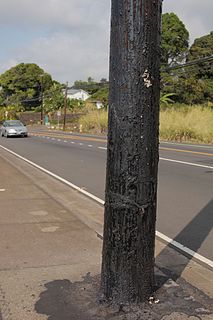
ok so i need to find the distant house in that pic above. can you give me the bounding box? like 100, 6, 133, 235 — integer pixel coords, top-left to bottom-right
65, 89, 90, 101
95, 101, 104, 109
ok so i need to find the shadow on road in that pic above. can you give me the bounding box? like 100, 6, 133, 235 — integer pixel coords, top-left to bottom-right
155, 198, 213, 283
35, 200, 213, 319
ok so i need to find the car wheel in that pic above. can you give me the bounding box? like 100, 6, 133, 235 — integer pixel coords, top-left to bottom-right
1, 131, 4, 137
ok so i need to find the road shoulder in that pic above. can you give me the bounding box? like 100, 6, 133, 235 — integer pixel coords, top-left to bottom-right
0, 149, 212, 319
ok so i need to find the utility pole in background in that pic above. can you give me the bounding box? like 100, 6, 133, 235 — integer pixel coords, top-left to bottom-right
63, 81, 68, 131
101, 0, 162, 303
40, 75, 44, 125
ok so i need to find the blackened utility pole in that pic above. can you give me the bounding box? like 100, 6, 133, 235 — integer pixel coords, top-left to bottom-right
101, 0, 162, 303
63, 81, 68, 131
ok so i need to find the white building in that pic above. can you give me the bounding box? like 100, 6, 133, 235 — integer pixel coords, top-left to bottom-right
96, 101, 104, 109
66, 89, 90, 101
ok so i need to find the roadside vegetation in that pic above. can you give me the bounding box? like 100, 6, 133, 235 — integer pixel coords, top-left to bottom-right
160, 105, 213, 144
76, 105, 213, 144
79, 109, 108, 134
0, 13, 212, 143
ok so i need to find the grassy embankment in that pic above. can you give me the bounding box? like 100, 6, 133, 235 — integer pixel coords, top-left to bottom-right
78, 105, 213, 144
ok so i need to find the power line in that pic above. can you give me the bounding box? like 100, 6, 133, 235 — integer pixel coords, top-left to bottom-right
162, 55, 213, 72
161, 63, 213, 79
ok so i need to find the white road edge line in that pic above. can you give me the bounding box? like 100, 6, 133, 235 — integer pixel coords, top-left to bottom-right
98, 147, 107, 150
156, 231, 213, 268
160, 157, 213, 170
0, 145, 104, 205
0, 144, 212, 269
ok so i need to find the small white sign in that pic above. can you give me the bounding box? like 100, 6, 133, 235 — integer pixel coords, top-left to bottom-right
57, 111, 61, 117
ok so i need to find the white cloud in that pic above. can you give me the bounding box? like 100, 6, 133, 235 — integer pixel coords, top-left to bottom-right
163, 0, 213, 43
0, 0, 110, 30
0, 1, 111, 83
0, 0, 212, 84
0, 58, 19, 72
13, 31, 110, 84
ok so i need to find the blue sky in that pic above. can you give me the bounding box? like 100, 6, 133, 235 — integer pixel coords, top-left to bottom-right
0, 27, 46, 59
0, 0, 212, 84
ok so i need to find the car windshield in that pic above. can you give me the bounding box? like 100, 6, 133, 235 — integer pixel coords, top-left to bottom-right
4, 121, 24, 127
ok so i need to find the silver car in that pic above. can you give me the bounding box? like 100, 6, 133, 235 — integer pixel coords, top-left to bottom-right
1, 120, 28, 138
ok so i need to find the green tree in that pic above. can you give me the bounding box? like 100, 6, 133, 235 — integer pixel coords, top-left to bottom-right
160, 13, 189, 104
73, 78, 108, 95
161, 69, 207, 105
43, 83, 64, 115
162, 13, 189, 66
186, 32, 213, 103
187, 31, 213, 65
178, 77, 206, 105
90, 86, 109, 108
68, 99, 85, 113
0, 90, 4, 106
100, 78, 108, 84
87, 76, 94, 83
0, 63, 53, 110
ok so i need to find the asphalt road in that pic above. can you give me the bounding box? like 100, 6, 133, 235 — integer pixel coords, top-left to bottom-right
0, 129, 213, 262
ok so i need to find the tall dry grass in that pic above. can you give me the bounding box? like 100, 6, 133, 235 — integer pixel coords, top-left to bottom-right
78, 106, 213, 144
160, 106, 213, 143
79, 110, 108, 133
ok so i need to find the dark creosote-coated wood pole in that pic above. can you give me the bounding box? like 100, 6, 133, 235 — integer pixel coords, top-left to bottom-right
100, 0, 162, 303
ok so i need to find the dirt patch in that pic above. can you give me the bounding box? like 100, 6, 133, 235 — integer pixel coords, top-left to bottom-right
35, 272, 213, 320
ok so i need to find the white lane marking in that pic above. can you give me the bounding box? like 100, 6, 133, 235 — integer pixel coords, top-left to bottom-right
161, 141, 213, 150
0, 145, 104, 205
79, 143, 84, 146
46, 137, 50, 139
0, 189, 6, 192
160, 157, 213, 170
71, 141, 75, 144
64, 140, 68, 143
0, 144, 212, 269
88, 145, 93, 147
57, 139, 61, 142
98, 147, 107, 150
51, 138, 55, 140
156, 231, 213, 268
